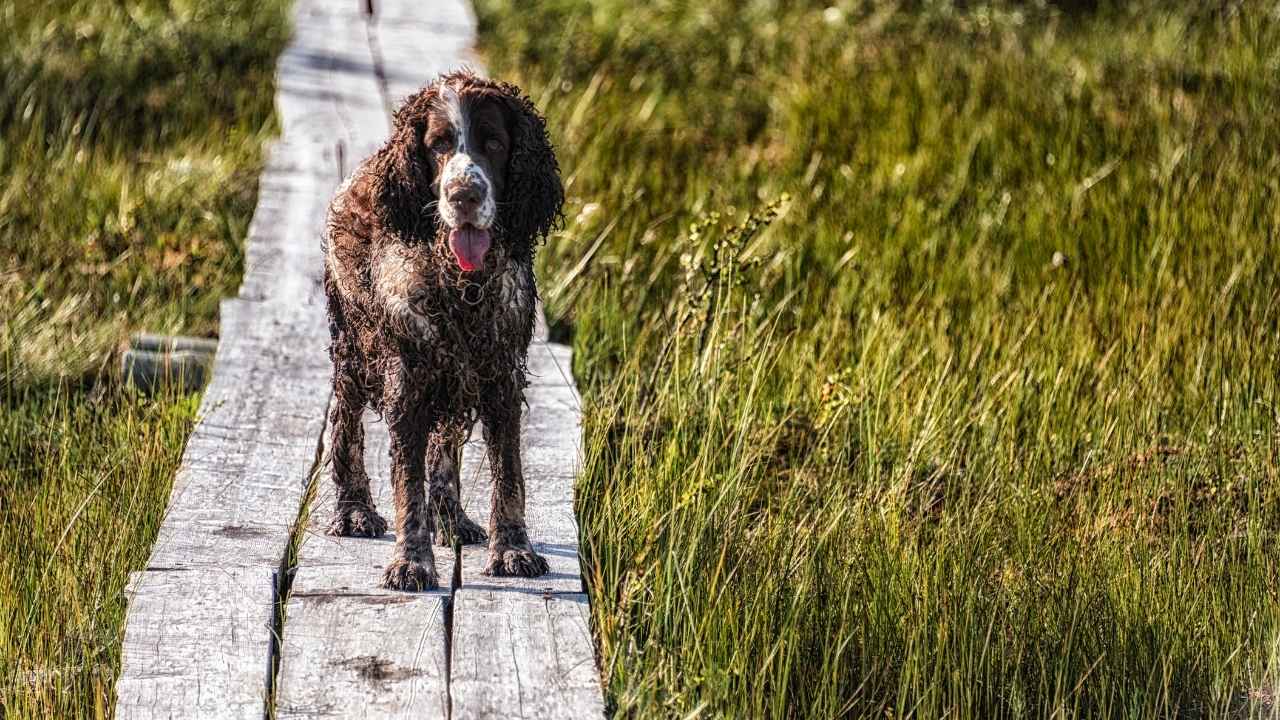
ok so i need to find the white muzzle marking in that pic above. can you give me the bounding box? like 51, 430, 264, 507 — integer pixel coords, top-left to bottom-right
439, 153, 496, 229
437, 83, 496, 230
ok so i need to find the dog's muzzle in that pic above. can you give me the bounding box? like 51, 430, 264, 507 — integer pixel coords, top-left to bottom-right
439, 154, 496, 272
439, 154, 495, 230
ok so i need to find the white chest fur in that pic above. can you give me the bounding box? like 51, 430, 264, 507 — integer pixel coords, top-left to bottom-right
371, 243, 533, 347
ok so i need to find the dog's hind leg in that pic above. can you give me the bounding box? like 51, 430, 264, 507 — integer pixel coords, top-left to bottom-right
427, 423, 488, 547
480, 405, 549, 578
380, 372, 440, 591
326, 363, 388, 538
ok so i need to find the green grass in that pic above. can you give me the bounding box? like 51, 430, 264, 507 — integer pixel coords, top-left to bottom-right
0, 1, 288, 716
476, 1, 1280, 716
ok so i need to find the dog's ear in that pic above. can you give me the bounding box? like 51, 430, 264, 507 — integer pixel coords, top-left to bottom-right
496, 82, 563, 258
374, 87, 439, 239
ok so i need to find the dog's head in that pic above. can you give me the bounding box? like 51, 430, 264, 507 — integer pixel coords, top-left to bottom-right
377, 71, 563, 273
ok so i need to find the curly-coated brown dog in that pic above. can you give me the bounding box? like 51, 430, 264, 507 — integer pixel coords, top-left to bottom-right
321, 70, 563, 591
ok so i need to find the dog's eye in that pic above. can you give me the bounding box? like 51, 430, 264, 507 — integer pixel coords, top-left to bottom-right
429, 135, 453, 153
484, 138, 504, 153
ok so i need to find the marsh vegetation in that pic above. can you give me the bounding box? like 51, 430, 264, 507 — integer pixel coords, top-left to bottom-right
477, 1, 1280, 716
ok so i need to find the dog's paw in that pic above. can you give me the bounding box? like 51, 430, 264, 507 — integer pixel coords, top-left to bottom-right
327, 504, 388, 538
381, 558, 439, 591
437, 513, 489, 547
482, 545, 550, 578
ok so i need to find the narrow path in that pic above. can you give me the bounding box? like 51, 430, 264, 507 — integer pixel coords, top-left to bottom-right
113, 1, 603, 717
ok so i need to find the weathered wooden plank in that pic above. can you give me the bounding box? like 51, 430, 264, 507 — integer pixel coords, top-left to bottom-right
145, 300, 330, 571
372, 0, 476, 100
375, 0, 475, 30
373, 21, 476, 106
120, 349, 213, 395
450, 590, 605, 720
115, 301, 334, 715
242, 0, 382, 305
276, 586, 449, 719
276, 414, 449, 720
317, 0, 392, 160
115, 567, 277, 719
237, 145, 336, 305
130, 333, 221, 355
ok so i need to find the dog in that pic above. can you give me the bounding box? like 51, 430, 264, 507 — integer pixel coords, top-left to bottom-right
321, 70, 563, 590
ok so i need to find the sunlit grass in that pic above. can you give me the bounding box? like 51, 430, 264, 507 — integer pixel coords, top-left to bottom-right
0, 1, 287, 716
478, 1, 1280, 716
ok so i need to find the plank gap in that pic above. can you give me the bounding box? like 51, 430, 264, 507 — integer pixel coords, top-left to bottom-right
445, 594, 455, 720
264, 388, 331, 720
364, 10, 396, 119
264, 569, 282, 720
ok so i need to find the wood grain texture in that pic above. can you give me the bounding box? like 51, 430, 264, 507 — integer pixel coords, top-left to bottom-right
115, 568, 277, 719
116, 305, 333, 714
276, 588, 449, 719
450, 590, 605, 720
278, 412, 453, 718
372, 0, 476, 105
145, 301, 330, 571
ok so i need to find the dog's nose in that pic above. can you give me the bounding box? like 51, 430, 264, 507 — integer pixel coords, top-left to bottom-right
447, 184, 482, 212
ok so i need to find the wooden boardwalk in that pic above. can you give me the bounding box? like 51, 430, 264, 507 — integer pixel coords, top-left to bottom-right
113, 1, 603, 717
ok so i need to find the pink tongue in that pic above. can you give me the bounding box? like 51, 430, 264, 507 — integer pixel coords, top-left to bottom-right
448, 226, 491, 272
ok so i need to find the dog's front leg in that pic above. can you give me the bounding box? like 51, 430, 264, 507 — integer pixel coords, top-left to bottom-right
381, 381, 440, 591
326, 363, 387, 538
481, 410, 549, 577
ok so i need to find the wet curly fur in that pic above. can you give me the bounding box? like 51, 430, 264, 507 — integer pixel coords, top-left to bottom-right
321, 71, 563, 590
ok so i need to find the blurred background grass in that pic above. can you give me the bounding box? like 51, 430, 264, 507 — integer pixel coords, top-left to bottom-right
476, 0, 1280, 717
0, 0, 287, 716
